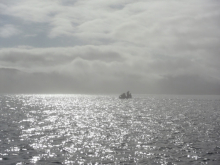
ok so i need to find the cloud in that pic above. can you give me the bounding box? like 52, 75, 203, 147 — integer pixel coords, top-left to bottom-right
1, 0, 59, 23
0, 44, 220, 94
1, 0, 220, 43
0, 24, 21, 38
156, 74, 220, 95
0, 46, 125, 73
0, 0, 220, 94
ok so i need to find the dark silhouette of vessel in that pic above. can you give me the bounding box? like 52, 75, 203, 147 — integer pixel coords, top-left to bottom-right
119, 91, 132, 99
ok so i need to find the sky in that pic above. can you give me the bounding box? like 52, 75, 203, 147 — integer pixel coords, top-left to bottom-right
0, 0, 220, 95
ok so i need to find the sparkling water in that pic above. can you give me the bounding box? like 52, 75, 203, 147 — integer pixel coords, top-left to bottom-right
0, 94, 220, 164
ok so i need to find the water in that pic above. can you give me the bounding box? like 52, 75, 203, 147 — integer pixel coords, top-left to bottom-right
0, 94, 220, 165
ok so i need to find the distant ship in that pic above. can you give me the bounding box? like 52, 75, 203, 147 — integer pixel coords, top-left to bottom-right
119, 91, 132, 99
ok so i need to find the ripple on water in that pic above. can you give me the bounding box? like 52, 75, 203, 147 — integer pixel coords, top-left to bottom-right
0, 94, 220, 164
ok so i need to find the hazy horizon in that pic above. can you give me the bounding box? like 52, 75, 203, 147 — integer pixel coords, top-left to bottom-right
1, 0, 220, 95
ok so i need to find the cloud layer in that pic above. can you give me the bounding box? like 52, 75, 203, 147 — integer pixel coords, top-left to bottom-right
0, 0, 220, 94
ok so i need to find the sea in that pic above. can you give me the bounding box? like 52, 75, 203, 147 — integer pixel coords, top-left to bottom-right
0, 94, 220, 165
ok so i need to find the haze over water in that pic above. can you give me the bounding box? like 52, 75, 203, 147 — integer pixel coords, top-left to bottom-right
0, 94, 220, 165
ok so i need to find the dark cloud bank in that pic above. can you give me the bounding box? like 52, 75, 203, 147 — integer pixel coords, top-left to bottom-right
1, 66, 220, 95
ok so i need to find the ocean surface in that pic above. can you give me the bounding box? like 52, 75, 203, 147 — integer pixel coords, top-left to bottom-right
0, 94, 220, 165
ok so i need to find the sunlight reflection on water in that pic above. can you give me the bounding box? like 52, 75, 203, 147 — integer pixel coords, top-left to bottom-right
0, 94, 220, 164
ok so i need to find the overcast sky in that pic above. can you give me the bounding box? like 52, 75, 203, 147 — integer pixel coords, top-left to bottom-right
0, 0, 220, 94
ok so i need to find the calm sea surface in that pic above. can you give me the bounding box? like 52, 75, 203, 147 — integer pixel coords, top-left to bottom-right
0, 94, 220, 165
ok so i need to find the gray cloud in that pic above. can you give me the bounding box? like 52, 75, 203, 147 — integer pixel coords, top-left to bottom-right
0, 0, 220, 94
0, 24, 21, 38
0, 46, 125, 73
